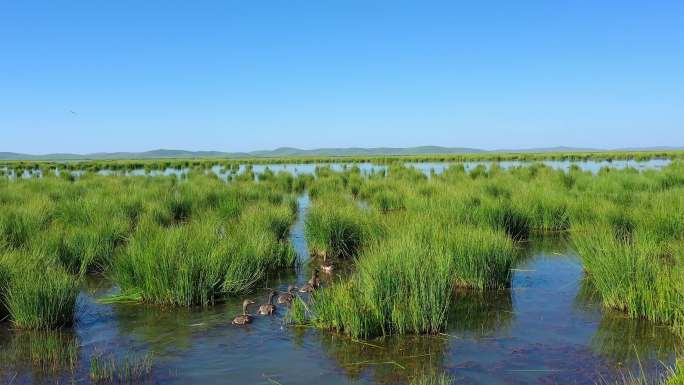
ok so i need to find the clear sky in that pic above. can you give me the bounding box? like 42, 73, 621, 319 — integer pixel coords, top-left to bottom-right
1, 1, 683, 154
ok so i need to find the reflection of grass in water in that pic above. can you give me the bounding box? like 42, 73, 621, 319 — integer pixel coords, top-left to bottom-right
599, 358, 683, 385
0, 330, 78, 377
0, 261, 9, 320
89, 352, 153, 384
575, 274, 603, 309
590, 312, 683, 366
447, 289, 513, 336
316, 331, 449, 384
409, 371, 454, 385
578, 278, 683, 367
110, 303, 196, 355
519, 232, 574, 258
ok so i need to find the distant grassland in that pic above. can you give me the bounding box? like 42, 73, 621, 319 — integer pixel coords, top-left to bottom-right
1, 149, 683, 173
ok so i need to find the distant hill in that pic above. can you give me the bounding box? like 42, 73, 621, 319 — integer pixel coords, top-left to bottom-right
1, 146, 682, 161
0, 146, 483, 161
492, 146, 601, 153
249, 146, 484, 157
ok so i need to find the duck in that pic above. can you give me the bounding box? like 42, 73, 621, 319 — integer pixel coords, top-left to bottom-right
299, 269, 320, 293
277, 285, 297, 304
258, 291, 277, 315
232, 299, 256, 325
320, 254, 334, 274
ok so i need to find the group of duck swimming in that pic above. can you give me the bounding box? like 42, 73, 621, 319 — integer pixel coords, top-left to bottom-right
232, 268, 323, 325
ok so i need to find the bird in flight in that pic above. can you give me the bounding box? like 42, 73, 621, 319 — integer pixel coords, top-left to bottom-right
69, 110, 77, 115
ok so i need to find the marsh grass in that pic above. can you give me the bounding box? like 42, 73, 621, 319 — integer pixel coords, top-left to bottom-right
3, 259, 78, 329
305, 198, 377, 259
111, 185, 297, 306
285, 296, 309, 325
308, 223, 516, 338
574, 222, 684, 335
112, 219, 230, 307
2, 156, 684, 341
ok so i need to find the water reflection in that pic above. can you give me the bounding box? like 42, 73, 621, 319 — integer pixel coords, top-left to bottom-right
576, 279, 683, 366
3, 158, 673, 181
448, 289, 513, 338
0, 330, 79, 384
316, 332, 449, 385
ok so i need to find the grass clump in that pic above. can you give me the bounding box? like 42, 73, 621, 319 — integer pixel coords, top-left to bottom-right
305, 198, 377, 259
112, 200, 296, 306
113, 220, 230, 307
307, 223, 516, 338
574, 223, 684, 335
2, 253, 78, 329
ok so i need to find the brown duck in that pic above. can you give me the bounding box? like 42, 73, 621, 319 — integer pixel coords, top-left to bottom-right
277, 285, 297, 304
299, 269, 320, 293
232, 299, 255, 325
258, 291, 277, 315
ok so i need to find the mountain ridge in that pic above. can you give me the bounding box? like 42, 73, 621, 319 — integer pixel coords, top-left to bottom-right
1, 146, 682, 161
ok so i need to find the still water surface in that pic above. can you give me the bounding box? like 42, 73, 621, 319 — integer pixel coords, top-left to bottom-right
1, 158, 673, 180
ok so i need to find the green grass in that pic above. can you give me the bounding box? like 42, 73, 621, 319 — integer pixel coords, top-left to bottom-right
305, 197, 377, 259
307, 222, 516, 338
112, 219, 231, 307
112, 207, 295, 306
2, 252, 78, 329
574, 223, 684, 335
666, 360, 684, 385
0, 171, 300, 312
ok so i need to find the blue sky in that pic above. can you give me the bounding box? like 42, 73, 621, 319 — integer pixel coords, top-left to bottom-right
1, 1, 683, 154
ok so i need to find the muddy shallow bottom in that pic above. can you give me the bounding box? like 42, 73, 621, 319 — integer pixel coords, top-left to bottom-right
0, 198, 681, 385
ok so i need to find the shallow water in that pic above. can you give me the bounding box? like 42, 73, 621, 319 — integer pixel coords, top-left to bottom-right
2, 158, 672, 181
0, 202, 681, 385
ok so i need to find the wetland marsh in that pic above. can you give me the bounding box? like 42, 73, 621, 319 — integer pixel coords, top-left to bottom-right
1, 153, 683, 385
